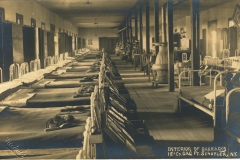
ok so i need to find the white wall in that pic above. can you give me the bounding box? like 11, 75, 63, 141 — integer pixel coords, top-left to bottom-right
78, 28, 118, 50
200, 0, 240, 54
0, 0, 78, 34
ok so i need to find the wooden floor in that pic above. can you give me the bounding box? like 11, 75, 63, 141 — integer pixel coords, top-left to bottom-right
111, 55, 215, 142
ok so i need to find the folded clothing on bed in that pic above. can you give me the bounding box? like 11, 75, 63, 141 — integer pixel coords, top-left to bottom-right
204, 89, 225, 101
0, 107, 90, 159
73, 85, 95, 98
79, 77, 94, 82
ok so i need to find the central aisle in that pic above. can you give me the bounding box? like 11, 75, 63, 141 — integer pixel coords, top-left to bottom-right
109, 54, 221, 158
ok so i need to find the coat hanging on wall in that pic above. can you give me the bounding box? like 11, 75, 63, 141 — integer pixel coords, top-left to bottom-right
232, 4, 240, 28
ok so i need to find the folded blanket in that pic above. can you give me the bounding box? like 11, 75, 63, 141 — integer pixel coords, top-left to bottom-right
73, 85, 95, 98
45, 114, 75, 132
204, 89, 225, 101
0, 92, 35, 107
79, 77, 94, 82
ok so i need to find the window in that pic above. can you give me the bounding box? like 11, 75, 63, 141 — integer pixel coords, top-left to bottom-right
41, 22, 45, 30
208, 20, 217, 57
31, 18, 36, 27
0, 7, 5, 21
16, 13, 23, 25
228, 18, 235, 28
50, 23, 55, 32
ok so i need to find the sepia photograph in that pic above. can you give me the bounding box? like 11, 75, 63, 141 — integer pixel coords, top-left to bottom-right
0, 0, 240, 159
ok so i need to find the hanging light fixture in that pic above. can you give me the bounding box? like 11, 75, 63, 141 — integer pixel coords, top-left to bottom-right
85, 0, 92, 5
94, 18, 98, 25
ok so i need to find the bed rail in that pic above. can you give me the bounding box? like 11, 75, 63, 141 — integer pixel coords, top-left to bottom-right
179, 70, 240, 127
19, 62, 29, 77
64, 52, 69, 60
226, 88, 240, 124
225, 87, 240, 156
9, 63, 20, 81
44, 57, 49, 68
53, 55, 59, 64
59, 53, 64, 61
76, 86, 105, 159
179, 69, 221, 90
44, 56, 55, 68
30, 59, 41, 72
203, 56, 222, 67
0, 67, 2, 83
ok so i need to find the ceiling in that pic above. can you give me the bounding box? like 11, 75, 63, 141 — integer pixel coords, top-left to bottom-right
35, 0, 236, 29
35, 0, 139, 28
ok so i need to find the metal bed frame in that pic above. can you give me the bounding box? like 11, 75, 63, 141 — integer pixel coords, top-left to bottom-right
0, 67, 2, 83
179, 69, 225, 127
30, 59, 41, 72
225, 88, 240, 157
9, 63, 20, 81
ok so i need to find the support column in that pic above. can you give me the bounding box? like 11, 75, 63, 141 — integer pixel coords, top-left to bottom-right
129, 16, 132, 43
139, 0, 143, 70
146, 0, 150, 54
190, 0, 200, 86
123, 27, 126, 48
167, 0, 174, 92
135, 11, 138, 41
154, 0, 159, 55
126, 20, 129, 42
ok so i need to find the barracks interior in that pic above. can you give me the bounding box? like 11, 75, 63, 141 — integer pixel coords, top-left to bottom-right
0, 0, 240, 159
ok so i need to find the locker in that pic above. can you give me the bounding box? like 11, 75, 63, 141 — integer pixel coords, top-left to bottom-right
47, 31, 55, 56
2, 22, 24, 81
38, 28, 44, 68
78, 37, 82, 49
23, 25, 36, 64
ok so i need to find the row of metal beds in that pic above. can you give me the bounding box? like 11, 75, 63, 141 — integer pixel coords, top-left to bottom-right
0, 49, 153, 159
0, 49, 104, 158
76, 53, 155, 159
177, 50, 240, 156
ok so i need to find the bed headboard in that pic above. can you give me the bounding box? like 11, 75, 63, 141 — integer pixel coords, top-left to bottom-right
59, 54, 64, 61
44, 56, 54, 68
9, 63, 20, 81
54, 55, 59, 64
50, 56, 54, 65
30, 59, 41, 72
203, 56, 221, 67
64, 52, 69, 60
19, 62, 29, 77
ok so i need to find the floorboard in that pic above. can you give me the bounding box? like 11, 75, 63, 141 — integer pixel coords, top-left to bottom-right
111, 55, 214, 142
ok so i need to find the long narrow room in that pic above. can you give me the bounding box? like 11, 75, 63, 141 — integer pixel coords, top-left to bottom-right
0, 0, 240, 159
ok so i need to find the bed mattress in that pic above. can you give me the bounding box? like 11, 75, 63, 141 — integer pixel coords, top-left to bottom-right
0, 107, 90, 159
0, 87, 93, 107
44, 72, 99, 79
180, 86, 225, 109
45, 80, 98, 88
66, 66, 92, 72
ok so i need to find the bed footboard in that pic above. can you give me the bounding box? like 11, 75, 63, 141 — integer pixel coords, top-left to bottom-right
178, 70, 228, 127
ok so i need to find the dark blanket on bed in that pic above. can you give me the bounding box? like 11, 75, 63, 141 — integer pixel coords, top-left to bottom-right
0, 88, 92, 107
0, 107, 90, 159
44, 72, 99, 79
